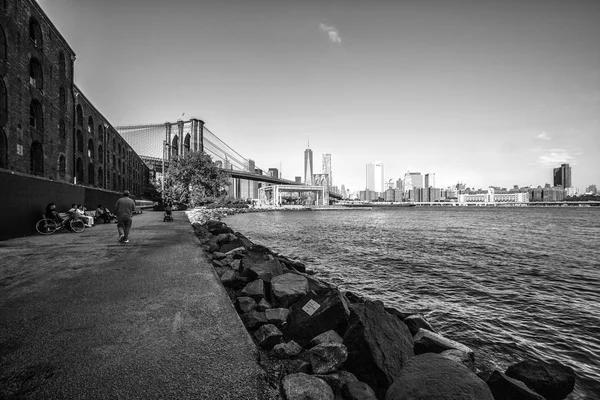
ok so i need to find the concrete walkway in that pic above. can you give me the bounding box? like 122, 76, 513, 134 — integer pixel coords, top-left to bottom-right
0, 211, 273, 399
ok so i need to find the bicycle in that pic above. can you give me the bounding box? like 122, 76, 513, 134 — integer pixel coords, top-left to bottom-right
35, 215, 86, 235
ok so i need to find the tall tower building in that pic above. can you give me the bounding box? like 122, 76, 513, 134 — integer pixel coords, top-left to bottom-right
404, 171, 423, 191
366, 161, 384, 193
553, 164, 571, 188
322, 154, 332, 189
304, 146, 313, 185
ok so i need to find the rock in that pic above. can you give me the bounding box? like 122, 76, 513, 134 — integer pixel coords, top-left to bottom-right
343, 381, 377, 400
505, 359, 576, 400
308, 330, 344, 349
212, 251, 226, 260
284, 289, 351, 347
230, 259, 241, 271
271, 273, 309, 307
281, 373, 334, 400
219, 239, 245, 254
342, 300, 414, 399
272, 340, 303, 359
338, 370, 359, 387
224, 246, 245, 258
440, 349, 475, 372
208, 240, 220, 253
253, 324, 283, 349
385, 353, 494, 400
486, 370, 545, 400
265, 308, 289, 326
237, 296, 256, 313
240, 311, 267, 330
276, 256, 307, 273
234, 232, 254, 249
291, 361, 312, 374
207, 220, 233, 235
219, 270, 248, 290
313, 373, 341, 393
403, 313, 436, 335
345, 291, 365, 304
413, 328, 474, 362
256, 298, 271, 312
240, 279, 265, 300
211, 259, 226, 268
309, 342, 348, 374
215, 233, 234, 245
241, 258, 284, 282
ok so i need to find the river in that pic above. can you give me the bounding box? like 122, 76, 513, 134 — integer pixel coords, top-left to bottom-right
227, 207, 600, 399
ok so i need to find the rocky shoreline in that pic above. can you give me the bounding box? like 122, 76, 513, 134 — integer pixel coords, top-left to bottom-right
186, 207, 576, 400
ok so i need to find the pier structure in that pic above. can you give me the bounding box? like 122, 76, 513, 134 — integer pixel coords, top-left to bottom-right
258, 184, 329, 207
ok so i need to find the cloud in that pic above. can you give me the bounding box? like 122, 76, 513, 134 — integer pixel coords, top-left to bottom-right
537, 148, 581, 166
535, 131, 552, 140
319, 23, 342, 44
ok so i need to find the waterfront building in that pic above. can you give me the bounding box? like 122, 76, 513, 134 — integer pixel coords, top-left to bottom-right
394, 188, 403, 202
268, 168, 279, 178
366, 161, 384, 193
565, 187, 579, 197
359, 189, 379, 202
553, 163, 571, 188
322, 154, 332, 190
384, 188, 395, 202
542, 187, 565, 202
304, 147, 313, 185
0, 0, 148, 194
528, 187, 543, 202
425, 173, 435, 188
586, 185, 597, 194
396, 178, 404, 193
458, 188, 529, 204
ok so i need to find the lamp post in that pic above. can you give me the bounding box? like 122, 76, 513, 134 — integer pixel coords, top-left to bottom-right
162, 140, 166, 201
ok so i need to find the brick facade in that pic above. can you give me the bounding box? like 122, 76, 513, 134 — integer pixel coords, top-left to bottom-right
0, 0, 148, 195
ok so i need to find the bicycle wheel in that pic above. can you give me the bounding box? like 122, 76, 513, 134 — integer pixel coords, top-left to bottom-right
69, 219, 86, 233
36, 218, 57, 235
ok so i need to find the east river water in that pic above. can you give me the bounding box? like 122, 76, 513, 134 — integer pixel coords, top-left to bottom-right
227, 207, 600, 399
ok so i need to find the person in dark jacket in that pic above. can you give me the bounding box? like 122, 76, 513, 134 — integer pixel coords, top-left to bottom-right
115, 190, 136, 243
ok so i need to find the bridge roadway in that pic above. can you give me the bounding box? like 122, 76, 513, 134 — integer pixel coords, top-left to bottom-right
0, 211, 276, 399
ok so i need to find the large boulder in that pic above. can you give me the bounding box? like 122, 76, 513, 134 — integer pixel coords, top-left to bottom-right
284, 289, 351, 347
308, 329, 343, 348
403, 313, 436, 335
343, 381, 378, 400
413, 328, 474, 362
486, 370, 545, 400
219, 239, 246, 254
385, 353, 494, 400
253, 324, 283, 349
240, 279, 265, 300
220, 270, 247, 290
271, 273, 309, 307
241, 258, 284, 282
206, 220, 233, 235
343, 301, 414, 399
505, 359, 576, 400
309, 342, 348, 374
439, 349, 475, 372
281, 373, 334, 400
276, 256, 306, 273
272, 340, 303, 359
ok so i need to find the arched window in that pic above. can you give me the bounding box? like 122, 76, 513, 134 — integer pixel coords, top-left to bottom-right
29, 17, 42, 48
58, 154, 66, 178
76, 130, 83, 152
59, 119, 66, 138
58, 51, 66, 78
87, 139, 94, 158
29, 100, 43, 131
0, 24, 6, 62
87, 116, 93, 133
0, 127, 7, 168
29, 58, 43, 89
76, 157, 83, 184
88, 163, 94, 185
30, 141, 43, 175
0, 77, 6, 125
98, 167, 103, 188
98, 144, 103, 162
76, 104, 83, 126
184, 133, 191, 155
97, 125, 103, 142
171, 135, 179, 158
59, 86, 66, 111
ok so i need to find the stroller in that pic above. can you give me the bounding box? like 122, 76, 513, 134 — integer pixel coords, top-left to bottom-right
163, 205, 173, 222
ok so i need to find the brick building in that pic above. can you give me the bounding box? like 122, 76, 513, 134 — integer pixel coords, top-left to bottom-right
0, 0, 148, 194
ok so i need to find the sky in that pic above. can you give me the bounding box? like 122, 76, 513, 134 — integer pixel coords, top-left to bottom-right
39, 0, 600, 192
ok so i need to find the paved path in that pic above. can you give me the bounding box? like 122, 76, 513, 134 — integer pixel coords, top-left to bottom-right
0, 211, 273, 399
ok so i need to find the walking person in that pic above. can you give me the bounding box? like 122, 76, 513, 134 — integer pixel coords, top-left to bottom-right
115, 190, 136, 243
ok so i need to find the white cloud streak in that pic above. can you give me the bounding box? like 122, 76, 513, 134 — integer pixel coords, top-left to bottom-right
537, 148, 581, 166
319, 23, 342, 44
535, 131, 552, 140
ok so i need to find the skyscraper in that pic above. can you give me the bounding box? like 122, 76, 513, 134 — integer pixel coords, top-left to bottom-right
322, 154, 332, 189
304, 147, 313, 185
366, 161, 384, 193
404, 172, 423, 192
553, 164, 571, 188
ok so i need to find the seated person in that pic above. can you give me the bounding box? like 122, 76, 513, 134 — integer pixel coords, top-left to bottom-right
103, 206, 117, 222
45, 202, 62, 223
75, 204, 93, 227
165, 204, 172, 216
95, 204, 111, 223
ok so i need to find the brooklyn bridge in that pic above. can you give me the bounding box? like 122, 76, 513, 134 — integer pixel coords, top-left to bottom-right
115, 119, 342, 202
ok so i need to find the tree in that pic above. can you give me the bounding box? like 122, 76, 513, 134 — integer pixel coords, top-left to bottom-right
161, 152, 229, 207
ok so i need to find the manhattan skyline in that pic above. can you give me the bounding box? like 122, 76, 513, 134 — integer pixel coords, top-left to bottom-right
39, 0, 600, 190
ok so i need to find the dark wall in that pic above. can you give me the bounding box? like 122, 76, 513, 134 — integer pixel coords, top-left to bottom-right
0, 169, 122, 240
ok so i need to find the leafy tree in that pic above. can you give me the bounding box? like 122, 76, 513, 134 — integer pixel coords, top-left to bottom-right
161, 152, 230, 207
